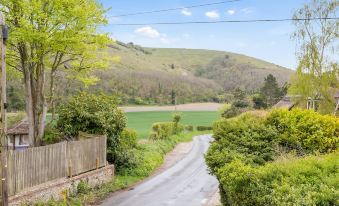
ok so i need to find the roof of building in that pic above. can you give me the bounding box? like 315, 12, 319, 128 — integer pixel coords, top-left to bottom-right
7, 119, 29, 135
274, 96, 296, 110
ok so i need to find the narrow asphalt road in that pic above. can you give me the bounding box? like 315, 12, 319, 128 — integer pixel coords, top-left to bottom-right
100, 135, 218, 206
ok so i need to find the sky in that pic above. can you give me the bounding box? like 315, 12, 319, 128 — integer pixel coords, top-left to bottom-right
100, 0, 311, 69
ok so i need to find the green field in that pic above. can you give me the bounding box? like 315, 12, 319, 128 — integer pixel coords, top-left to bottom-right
126, 111, 219, 139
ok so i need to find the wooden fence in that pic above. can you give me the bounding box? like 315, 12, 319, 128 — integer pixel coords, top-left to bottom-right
2, 136, 106, 196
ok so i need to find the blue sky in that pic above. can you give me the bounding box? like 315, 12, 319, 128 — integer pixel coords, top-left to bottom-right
100, 0, 311, 69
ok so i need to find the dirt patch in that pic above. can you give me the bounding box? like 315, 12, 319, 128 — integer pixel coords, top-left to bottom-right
120, 103, 223, 112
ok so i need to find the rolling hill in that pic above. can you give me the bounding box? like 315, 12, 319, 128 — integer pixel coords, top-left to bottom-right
7, 41, 295, 109
89, 41, 294, 104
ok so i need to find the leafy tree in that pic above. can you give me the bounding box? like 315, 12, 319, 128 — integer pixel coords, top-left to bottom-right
252, 93, 267, 109
289, 0, 338, 114
57, 93, 126, 164
2, 0, 110, 145
260, 74, 285, 107
7, 85, 25, 111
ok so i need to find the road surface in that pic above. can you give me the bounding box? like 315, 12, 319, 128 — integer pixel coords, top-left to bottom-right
100, 135, 218, 206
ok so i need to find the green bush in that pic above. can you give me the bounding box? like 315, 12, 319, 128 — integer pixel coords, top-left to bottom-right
57, 93, 126, 164
149, 122, 184, 140
185, 125, 194, 132
206, 109, 339, 206
77, 180, 91, 195
196, 125, 213, 131
114, 129, 139, 172
266, 109, 339, 154
217, 152, 338, 206
42, 125, 62, 145
221, 105, 250, 118
206, 113, 279, 174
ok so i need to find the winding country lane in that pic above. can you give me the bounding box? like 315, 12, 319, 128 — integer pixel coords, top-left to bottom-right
100, 135, 218, 206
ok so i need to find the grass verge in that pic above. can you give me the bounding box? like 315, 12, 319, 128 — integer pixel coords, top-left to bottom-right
38, 131, 210, 205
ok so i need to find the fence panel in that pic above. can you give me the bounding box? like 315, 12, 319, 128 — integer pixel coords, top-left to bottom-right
67, 136, 106, 176
7, 142, 67, 195
1, 135, 106, 197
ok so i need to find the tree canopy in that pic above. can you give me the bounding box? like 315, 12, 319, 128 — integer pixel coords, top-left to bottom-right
289, 0, 338, 114
1, 0, 110, 145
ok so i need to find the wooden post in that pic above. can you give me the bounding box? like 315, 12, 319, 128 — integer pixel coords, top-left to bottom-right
96, 157, 99, 170
0, 12, 8, 206
68, 165, 72, 178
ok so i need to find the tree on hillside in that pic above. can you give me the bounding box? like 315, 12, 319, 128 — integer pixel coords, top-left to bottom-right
260, 74, 286, 106
290, 0, 338, 114
2, 0, 110, 145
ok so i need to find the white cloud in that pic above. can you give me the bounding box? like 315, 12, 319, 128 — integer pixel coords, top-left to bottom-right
241, 8, 253, 14
227, 10, 235, 15
205, 10, 220, 19
135, 26, 160, 38
181, 8, 192, 16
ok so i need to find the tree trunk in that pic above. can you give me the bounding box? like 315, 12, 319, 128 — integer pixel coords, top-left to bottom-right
23, 68, 35, 146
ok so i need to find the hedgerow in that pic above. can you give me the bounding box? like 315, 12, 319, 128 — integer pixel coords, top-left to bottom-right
206, 109, 339, 206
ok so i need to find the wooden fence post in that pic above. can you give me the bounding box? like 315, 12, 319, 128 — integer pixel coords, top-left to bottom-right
0, 12, 9, 206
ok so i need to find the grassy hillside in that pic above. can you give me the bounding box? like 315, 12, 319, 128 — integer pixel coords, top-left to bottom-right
102, 41, 293, 98
7, 41, 294, 111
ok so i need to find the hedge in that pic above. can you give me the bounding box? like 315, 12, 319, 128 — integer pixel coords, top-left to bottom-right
149, 122, 184, 140
196, 125, 213, 131
206, 109, 339, 206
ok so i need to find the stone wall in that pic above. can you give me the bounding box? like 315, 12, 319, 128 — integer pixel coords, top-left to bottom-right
9, 165, 114, 205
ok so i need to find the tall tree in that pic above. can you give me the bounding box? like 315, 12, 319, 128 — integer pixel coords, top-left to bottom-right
290, 0, 338, 113
260, 74, 284, 106
2, 0, 110, 145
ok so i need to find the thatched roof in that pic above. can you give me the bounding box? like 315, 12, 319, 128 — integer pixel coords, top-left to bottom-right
7, 120, 29, 135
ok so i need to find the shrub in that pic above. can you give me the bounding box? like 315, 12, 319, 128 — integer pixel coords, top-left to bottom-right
221, 105, 250, 118
217, 152, 339, 206
149, 122, 184, 140
266, 109, 339, 154
206, 109, 339, 206
185, 125, 194, 132
77, 180, 91, 195
206, 113, 280, 174
57, 93, 126, 164
114, 128, 139, 172
42, 125, 62, 145
196, 125, 213, 131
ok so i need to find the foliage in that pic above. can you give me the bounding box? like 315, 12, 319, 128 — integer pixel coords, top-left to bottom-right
77, 180, 91, 195
7, 85, 25, 112
206, 109, 339, 206
7, 112, 25, 128
185, 125, 194, 132
149, 122, 184, 140
196, 126, 213, 131
57, 93, 126, 164
256, 74, 287, 108
206, 113, 280, 174
114, 128, 139, 172
289, 0, 338, 114
2, 0, 110, 144
266, 109, 339, 154
42, 124, 62, 145
217, 152, 338, 206
252, 93, 267, 109
221, 89, 252, 118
